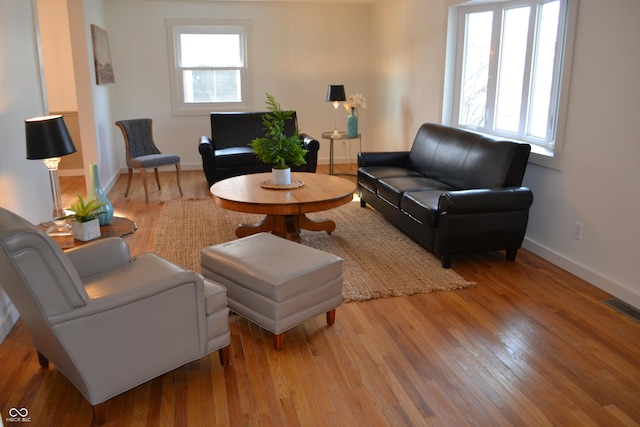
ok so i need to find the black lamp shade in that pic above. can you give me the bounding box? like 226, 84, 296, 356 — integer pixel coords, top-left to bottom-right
25, 115, 77, 159
326, 85, 346, 102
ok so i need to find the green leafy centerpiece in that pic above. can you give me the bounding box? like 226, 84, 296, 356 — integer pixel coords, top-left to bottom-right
60, 194, 106, 241
250, 93, 308, 186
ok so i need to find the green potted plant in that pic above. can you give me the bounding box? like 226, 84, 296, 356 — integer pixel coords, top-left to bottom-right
60, 194, 106, 241
250, 93, 308, 185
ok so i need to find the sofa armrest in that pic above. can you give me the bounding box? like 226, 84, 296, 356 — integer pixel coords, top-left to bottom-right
300, 133, 320, 153
300, 133, 320, 172
199, 135, 213, 150
66, 237, 132, 280
439, 187, 533, 214
358, 151, 410, 168
198, 136, 217, 185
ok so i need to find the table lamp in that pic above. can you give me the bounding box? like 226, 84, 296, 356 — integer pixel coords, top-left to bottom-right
25, 115, 77, 235
326, 85, 346, 136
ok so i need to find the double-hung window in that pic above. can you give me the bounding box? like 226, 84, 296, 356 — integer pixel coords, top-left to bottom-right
445, 0, 576, 167
167, 20, 249, 115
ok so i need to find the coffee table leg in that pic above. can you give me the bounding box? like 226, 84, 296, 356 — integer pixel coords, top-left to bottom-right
236, 214, 336, 242
236, 215, 303, 242
297, 214, 336, 235
235, 216, 275, 238
269, 215, 301, 242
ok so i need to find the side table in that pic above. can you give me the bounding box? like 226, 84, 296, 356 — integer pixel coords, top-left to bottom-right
40, 216, 138, 249
321, 131, 362, 175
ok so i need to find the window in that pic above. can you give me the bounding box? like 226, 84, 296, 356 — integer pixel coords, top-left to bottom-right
167, 20, 249, 115
445, 0, 577, 167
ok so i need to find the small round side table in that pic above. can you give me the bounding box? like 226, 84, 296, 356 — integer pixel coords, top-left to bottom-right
321, 131, 362, 175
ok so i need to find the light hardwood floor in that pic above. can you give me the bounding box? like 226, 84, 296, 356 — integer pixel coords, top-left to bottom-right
1, 164, 639, 426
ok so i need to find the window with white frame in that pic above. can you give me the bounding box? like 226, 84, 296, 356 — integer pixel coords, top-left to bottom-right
445, 0, 576, 166
166, 20, 249, 115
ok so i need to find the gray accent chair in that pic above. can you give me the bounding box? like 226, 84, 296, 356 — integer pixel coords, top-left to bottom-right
0, 207, 230, 424
115, 118, 183, 202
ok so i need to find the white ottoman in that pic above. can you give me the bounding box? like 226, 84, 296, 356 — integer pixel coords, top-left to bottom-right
200, 233, 343, 350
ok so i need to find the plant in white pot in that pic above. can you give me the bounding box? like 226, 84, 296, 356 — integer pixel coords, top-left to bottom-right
60, 194, 105, 241
250, 93, 308, 185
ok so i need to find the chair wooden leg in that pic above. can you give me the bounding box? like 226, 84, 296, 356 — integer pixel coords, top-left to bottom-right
326, 309, 336, 326
218, 345, 230, 366
273, 333, 284, 351
140, 168, 149, 203
175, 164, 183, 196
37, 350, 49, 368
124, 168, 133, 197
93, 402, 106, 425
154, 167, 161, 190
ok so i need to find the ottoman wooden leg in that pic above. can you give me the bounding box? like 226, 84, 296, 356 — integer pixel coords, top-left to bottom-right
219, 346, 230, 366
273, 333, 284, 351
326, 309, 336, 326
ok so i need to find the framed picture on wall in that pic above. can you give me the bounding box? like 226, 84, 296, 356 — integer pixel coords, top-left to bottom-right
90, 24, 115, 85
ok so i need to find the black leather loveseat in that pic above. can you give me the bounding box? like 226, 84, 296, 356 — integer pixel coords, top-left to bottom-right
358, 123, 533, 268
199, 112, 320, 185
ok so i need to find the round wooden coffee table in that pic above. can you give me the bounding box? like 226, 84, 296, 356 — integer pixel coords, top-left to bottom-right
210, 172, 355, 242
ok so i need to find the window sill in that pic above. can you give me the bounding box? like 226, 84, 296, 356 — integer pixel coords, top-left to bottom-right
528, 143, 562, 170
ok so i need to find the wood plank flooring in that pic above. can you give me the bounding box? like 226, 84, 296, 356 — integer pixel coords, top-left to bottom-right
1, 164, 639, 426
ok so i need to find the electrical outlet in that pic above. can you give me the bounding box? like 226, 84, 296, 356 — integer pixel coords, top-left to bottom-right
573, 222, 583, 240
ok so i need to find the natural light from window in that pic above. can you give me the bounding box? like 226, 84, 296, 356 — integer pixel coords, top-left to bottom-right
166, 20, 249, 115
446, 0, 576, 168
179, 33, 242, 103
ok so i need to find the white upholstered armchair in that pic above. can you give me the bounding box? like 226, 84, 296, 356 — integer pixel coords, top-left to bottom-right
0, 207, 230, 424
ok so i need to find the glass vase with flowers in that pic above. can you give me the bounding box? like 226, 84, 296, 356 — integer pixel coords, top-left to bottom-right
344, 93, 366, 138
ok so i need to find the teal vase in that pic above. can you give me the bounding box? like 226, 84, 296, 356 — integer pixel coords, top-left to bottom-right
347, 108, 358, 138
89, 163, 114, 225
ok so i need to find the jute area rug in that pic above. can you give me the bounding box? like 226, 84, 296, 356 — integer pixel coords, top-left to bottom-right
152, 198, 475, 303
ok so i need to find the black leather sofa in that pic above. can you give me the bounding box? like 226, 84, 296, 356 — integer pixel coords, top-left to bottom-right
199, 112, 320, 185
358, 123, 533, 268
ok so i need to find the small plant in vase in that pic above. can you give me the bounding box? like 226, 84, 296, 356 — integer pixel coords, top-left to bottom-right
59, 194, 106, 241
344, 93, 366, 138
250, 93, 308, 185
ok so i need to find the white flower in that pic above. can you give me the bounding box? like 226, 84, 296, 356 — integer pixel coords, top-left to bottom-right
344, 93, 367, 114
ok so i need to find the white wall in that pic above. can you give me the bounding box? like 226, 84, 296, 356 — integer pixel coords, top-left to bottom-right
370, 0, 640, 308
0, 0, 55, 342
37, 0, 77, 112
69, 0, 121, 192
105, 0, 370, 169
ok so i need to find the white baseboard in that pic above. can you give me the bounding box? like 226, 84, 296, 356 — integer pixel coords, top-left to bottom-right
522, 238, 640, 310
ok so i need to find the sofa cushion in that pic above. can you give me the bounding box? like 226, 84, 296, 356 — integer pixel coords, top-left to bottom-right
377, 176, 454, 208
211, 112, 297, 150
358, 166, 422, 193
214, 147, 262, 168
408, 123, 530, 189
400, 190, 444, 227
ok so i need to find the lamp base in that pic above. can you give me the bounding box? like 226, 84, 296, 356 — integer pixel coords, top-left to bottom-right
38, 220, 74, 248
42, 219, 72, 236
